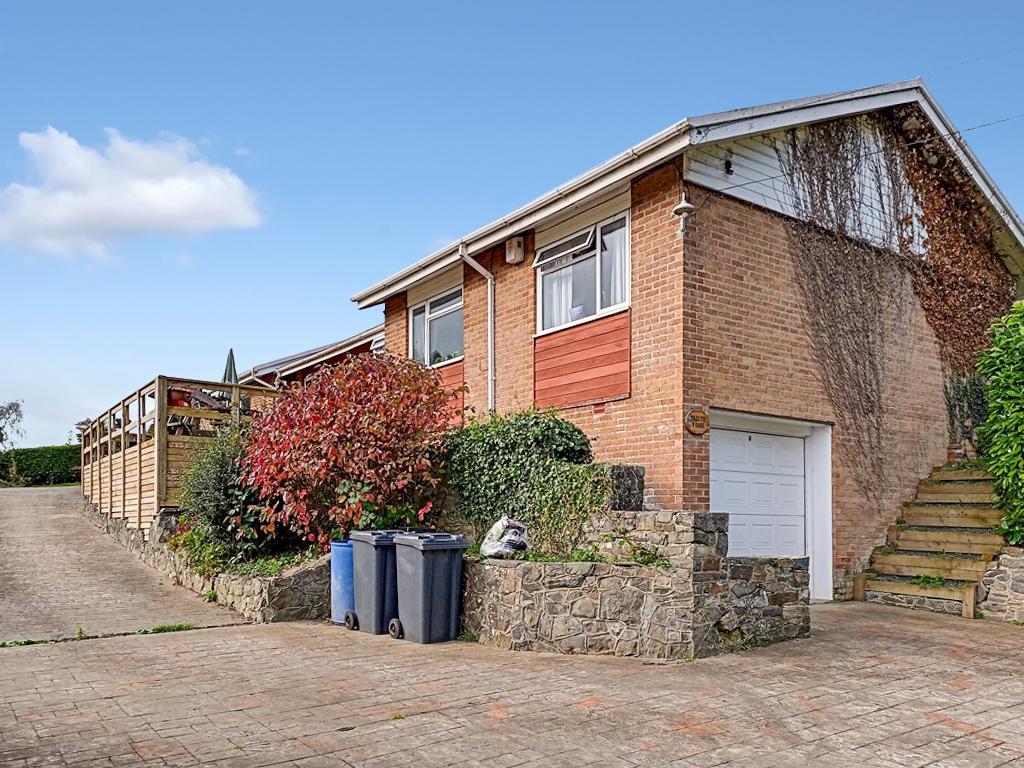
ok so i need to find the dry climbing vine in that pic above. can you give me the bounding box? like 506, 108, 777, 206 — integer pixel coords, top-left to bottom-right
776, 116, 913, 506
775, 105, 1015, 487
891, 106, 1015, 375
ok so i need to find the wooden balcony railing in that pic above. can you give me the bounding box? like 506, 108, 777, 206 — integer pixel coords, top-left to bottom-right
80, 376, 279, 538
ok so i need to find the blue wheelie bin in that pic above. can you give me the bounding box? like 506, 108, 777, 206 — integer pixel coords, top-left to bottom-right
329, 540, 354, 625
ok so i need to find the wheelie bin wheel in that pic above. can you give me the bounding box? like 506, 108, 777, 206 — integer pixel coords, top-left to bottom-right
388, 618, 403, 639
343, 611, 358, 631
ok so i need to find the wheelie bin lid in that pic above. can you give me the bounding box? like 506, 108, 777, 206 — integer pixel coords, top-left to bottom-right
394, 532, 470, 551
350, 528, 434, 545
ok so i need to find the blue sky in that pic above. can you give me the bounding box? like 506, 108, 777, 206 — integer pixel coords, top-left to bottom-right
2, 1, 1023, 446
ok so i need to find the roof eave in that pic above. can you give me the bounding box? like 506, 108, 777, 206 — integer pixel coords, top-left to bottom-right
352, 78, 1024, 307
351, 120, 693, 308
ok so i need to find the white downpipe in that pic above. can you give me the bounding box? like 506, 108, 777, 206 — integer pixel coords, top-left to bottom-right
460, 244, 496, 412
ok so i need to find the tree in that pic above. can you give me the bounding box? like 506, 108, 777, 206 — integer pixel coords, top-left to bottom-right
244, 354, 456, 546
0, 400, 24, 450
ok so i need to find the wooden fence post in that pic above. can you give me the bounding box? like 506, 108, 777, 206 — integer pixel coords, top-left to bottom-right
137, 388, 144, 531
120, 399, 127, 521
155, 376, 168, 511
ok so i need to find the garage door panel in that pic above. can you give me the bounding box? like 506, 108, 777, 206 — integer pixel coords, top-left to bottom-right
710, 428, 806, 558
713, 430, 751, 471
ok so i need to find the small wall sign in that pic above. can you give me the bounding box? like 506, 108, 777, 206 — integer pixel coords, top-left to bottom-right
685, 408, 710, 435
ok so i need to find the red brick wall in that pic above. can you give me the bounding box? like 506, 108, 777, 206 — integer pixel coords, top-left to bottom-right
681, 185, 950, 597
381, 175, 685, 511
454, 166, 686, 507
375, 159, 984, 598
383, 293, 408, 356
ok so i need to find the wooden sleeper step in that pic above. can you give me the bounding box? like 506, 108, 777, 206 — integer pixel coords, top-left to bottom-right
853, 574, 978, 619
870, 552, 992, 581
916, 480, 995, 504
929, 467, 993, 482
893, 527, 1003, 555
901, 503, 1001, 529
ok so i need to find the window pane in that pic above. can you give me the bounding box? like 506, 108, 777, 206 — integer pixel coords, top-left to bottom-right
542, 266, 571, 330
541, 256, 596, 330
600, 217, 628, 308
428, 307, 463, 365
535, 228, 594, 267
411, 307, 426, 364
429, 288, 462, 313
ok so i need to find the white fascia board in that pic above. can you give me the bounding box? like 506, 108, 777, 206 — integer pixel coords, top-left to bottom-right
353, 78, 1024, 309
277, 324, 386, 378
237, 371, 278, 388
686, 80, 922, 137
351, 122, 691, 308
688, 88, 920, 144
912, 83, 1024, 271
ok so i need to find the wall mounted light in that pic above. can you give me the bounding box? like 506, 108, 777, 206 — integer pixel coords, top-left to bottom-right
673, 195, 695, 232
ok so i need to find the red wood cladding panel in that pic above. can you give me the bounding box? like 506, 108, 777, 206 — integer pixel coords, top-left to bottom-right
435, 359, 465, 424
534, 310, 630, 409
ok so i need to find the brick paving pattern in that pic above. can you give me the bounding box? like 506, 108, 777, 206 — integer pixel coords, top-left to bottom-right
2, 603, 1024, 767
0, 487, 239, 641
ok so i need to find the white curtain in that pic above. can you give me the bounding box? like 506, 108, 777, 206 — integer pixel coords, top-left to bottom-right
601, 222, 627, 307
542, 267, 572, 329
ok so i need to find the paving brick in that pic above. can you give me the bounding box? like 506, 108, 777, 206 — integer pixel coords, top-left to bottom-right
0, 488, 238, 641
3, 604, 1024, 766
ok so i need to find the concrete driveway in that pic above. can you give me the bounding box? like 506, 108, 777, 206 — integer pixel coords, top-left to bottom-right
2, 603, 1024, 767
0, 487, 237, 641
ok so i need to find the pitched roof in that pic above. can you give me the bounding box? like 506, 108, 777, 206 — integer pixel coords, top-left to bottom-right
239, 324, 385, 386
352, 78, 1024, 308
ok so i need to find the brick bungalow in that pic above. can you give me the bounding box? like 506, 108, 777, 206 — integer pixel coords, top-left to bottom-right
351, 80, 1024, 600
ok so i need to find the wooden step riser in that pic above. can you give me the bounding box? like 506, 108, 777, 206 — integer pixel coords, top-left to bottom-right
930, 467, 992, 481
855, 575, 978, 619
919, 480, 995, 493
896, 529, 1003, 546
872, 553, 990, 573
895, 540, 997, 556
863, 578, 972, 601
901, 513, 1001, 529
916, 492, 995, 504
871, 563, 989, 581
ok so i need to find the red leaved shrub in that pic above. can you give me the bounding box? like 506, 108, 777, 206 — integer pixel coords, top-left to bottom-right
244, 353, 456, 546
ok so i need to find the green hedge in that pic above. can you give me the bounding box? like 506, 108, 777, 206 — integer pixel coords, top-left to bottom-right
443, 409, 609, 556
0, 445, 81, 486
978, 300, 1024, 545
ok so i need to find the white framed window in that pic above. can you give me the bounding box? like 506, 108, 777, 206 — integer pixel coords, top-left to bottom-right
534, 211, 629, 333
409, 286, 464, 367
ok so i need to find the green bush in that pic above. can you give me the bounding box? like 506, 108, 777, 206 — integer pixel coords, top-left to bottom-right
978, 300, 1024, 544
167, 512, 317, 578
443, 409, 608, 556
166, 515, 227, 576
178, 429, 284, 560
0, 445, 80, 486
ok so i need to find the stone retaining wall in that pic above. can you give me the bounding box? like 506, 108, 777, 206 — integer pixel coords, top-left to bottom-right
463, 510, 810, 660
79, 498, 329, 622
979, 547, 1024, 623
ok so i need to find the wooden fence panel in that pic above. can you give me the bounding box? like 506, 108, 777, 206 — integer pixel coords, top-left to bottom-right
81, 376, 279, 540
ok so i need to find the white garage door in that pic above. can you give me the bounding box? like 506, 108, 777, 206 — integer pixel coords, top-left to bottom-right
710, 428, 806, 557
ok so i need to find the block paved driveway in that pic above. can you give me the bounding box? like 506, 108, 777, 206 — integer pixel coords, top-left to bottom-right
0, 487, 238, 641
4, 488, 1024, 767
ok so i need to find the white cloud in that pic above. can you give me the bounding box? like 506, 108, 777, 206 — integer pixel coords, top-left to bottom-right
0, 127, 261, 258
